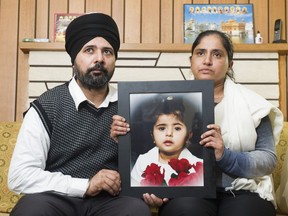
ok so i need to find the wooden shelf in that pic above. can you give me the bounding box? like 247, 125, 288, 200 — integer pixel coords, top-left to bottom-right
19, 42, 288, 54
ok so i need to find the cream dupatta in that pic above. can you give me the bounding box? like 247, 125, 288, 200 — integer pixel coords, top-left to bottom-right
214, 78, 283, 206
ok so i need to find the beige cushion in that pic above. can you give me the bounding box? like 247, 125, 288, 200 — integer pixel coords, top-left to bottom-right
273, 122, 288, 215
273, 122, 288, 190
0, 122, 22, 213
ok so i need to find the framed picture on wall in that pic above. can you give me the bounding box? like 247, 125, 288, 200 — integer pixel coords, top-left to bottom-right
118, 80, 216, 198
184, 4, 255, 44
54, 13, 83, 42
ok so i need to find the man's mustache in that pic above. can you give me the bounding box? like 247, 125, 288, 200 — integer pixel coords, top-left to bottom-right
88, 63, 106, 73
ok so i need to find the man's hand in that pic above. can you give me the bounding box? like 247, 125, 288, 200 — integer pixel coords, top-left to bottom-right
85, 169, 121, 197
110, 115, 130, 143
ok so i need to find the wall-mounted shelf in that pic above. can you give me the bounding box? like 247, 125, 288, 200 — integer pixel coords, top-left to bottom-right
19, 42, 288, 54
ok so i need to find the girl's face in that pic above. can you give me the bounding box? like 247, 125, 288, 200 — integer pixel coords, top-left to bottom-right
190, 34, 231, 86
153, 114, 190, 158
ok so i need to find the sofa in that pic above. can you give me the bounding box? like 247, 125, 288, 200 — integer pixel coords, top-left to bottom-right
0, 121, 288, 216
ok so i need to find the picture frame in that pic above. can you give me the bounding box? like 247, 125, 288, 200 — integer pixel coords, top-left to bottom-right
54, 13, 83, 42
118, 80, 216, 199
184, 4, 255, 44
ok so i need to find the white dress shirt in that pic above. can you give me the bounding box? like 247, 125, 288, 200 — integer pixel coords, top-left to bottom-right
8, 77, 118, 197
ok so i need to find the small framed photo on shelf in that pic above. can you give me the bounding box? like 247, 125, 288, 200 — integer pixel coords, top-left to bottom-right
54, 13, 83, 42
184, 4, 255, 44
118, 80, 216, 199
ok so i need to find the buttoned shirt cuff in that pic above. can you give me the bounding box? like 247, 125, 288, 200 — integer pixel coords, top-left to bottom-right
68, 178, 90, 197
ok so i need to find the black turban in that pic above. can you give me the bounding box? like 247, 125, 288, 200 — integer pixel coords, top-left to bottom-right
65, 13, 120, 64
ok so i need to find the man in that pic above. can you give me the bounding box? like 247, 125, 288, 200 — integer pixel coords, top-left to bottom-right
8, 13, 151, 216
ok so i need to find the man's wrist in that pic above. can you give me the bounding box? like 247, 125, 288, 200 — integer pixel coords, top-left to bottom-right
84, 177, 91, 197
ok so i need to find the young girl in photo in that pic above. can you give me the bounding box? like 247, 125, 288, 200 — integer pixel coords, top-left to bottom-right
130, 96, 203, 187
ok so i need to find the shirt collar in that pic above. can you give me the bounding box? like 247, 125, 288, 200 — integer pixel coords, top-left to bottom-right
69, 77, 118, 110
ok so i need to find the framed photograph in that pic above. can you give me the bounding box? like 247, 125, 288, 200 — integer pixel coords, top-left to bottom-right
54, 13, 83, 42
118, 80, 216, 198
184, 4, 255, 44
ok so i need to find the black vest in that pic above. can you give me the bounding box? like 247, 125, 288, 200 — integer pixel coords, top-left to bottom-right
30, 83, 118, 178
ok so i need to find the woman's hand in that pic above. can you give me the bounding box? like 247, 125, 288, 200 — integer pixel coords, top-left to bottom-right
200, 124, 224, 160
110, 115, 130, 143
143, 193, 169, 207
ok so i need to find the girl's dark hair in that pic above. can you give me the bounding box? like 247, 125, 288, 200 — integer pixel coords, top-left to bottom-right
191, 30, 235, 80
152, 96, 185, 124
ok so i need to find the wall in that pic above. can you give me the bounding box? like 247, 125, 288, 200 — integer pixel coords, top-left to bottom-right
0, 0, 288, 121
28, 51, 280, 107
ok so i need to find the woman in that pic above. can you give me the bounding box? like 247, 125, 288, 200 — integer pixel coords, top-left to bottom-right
111, 30, 283, 216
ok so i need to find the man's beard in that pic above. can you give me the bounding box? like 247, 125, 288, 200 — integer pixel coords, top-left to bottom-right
73, 62, 114, 90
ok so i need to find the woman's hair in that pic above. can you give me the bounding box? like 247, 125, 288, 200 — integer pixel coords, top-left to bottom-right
191, 30, 235, 80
